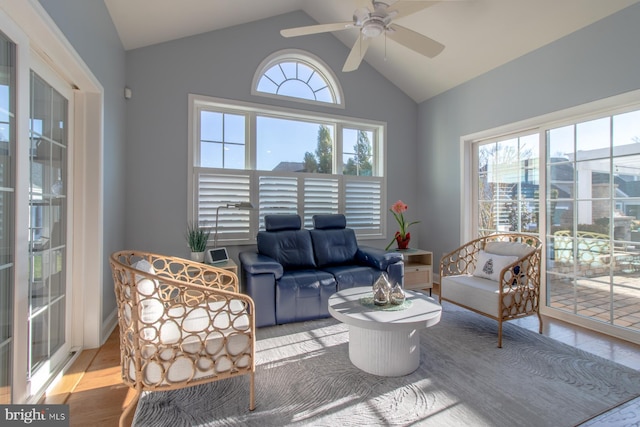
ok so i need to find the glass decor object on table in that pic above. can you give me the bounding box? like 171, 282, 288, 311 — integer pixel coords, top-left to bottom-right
372, 273, 391, 305
390, 281, 406, 305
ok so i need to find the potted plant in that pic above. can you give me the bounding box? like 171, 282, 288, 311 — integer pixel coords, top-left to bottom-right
186, 222, 210, 262
385, 200, 420, 250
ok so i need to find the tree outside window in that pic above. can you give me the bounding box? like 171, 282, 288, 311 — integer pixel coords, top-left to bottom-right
344, 130, 373, 176
303, 125, 333, 173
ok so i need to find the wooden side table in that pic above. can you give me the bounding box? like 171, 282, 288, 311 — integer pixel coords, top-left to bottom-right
207, 258, 238, 276
399, 248, 433, 295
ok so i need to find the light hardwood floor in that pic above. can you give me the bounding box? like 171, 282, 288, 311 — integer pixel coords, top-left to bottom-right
42, 284, 640, 427
42, 329, 137, 427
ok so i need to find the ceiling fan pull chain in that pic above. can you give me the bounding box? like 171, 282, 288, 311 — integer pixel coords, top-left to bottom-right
383, 31, 387, 61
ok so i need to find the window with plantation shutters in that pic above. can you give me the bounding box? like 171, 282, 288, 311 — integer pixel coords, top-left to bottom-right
303, 177, 340, 228
196, 172, 252, 243
189, 93, 387, 244
258, 175, 298, 230
345, 178, 382, 235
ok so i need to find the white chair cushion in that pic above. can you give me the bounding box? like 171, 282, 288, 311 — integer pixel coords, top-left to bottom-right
133, 259, 155, 275
442, 274, 501, 317
442, 274, 534, 319
472, 250, 518, 281
485, 241, 535, 279
485, 241, 534, 258
135, 298, 251, 386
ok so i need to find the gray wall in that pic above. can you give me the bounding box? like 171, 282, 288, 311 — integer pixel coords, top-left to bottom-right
38, 0, 127, 327
124, 11, 419, 259
418, 2, 640, 268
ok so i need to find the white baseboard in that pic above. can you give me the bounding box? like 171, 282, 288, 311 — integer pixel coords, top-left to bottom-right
101, 307, 118, 346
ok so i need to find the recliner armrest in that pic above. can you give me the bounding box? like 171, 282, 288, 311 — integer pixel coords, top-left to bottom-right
356, 245, 403, 270
239, 252, 284, 280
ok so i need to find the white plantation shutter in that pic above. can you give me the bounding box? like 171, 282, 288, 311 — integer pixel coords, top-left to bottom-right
196, 171, 383, 237
196, 172, 252, 242
303, 177, 339, 228
258, 175, 298, 230
255, 175, 380, 231
344, 178, 382, 235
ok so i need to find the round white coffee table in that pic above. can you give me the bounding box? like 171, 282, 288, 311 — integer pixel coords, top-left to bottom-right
328, 286, 442, 376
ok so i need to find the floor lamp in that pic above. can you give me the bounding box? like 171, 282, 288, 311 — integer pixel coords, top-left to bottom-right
213, 202, 253, 249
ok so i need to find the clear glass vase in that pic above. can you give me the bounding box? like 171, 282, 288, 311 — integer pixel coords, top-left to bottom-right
373, 273, 391, 305
389, 281, 406, 305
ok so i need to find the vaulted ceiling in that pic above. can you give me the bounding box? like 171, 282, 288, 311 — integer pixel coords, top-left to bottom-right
104, 0, 639, 103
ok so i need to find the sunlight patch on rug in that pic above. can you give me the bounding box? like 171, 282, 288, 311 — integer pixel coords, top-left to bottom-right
132, 304, 640, 427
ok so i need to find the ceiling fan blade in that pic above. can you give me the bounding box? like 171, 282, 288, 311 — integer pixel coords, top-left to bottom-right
387, 1, 438, 19
280, 21, 354, 38
343, 35, 371, 72
387, 24, 445, 58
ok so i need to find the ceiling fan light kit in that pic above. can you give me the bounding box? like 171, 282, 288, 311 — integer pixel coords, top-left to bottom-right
361, 19, 386, 37
280, 0, 445, 72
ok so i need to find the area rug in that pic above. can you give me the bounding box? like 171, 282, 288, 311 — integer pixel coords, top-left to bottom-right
132, 302, 640, 427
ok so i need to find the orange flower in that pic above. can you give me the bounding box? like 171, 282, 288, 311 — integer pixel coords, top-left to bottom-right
391, 200, 408, 214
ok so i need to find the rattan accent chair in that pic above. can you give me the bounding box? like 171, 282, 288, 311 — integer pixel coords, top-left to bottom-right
109, 251, 255, 426
439, 233, 542, 347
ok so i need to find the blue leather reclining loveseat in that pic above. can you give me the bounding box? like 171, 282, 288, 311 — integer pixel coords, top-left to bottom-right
239, 214, 404, 327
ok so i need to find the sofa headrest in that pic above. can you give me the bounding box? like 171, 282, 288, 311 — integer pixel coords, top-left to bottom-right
265, 214, 301, 231
258, 229, 316, 269
313, 214, 346, 230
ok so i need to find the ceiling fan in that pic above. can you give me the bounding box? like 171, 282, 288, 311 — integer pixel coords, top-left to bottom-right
280, 0, 446, 72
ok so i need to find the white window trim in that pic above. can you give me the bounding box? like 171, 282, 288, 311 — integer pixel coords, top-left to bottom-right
461, 88, 640, 345
251, 49, 345, 109
187, 94, 386, 243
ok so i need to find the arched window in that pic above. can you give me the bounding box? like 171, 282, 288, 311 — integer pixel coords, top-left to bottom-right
252, 49, 344, 107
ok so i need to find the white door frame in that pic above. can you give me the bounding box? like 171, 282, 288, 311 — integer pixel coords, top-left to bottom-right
0, 0, 104, 403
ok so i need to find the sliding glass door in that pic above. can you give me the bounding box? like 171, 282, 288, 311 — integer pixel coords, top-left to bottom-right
0, 31, 16, 404
546, 110, 640, 333
0, 1, 102, 403
27, 65, 72, 394
472, 105, 640, 340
